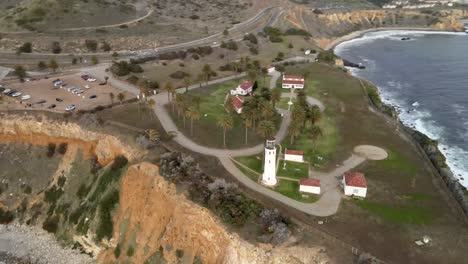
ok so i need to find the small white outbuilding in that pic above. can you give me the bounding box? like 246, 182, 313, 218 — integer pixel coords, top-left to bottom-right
284, 150, 304, 163
342, 172, 367, 198
299, 179, 321, 194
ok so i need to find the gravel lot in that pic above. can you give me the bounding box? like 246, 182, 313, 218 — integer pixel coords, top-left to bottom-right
0, 224, 94, 264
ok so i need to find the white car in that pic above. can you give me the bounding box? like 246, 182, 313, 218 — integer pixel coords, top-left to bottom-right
2, 88, 11, 94
65, 105, 76, 111
21, 95, 31, 100
87, 78, 96, 82
84, 85, 90, 89
12, 92, 22, 97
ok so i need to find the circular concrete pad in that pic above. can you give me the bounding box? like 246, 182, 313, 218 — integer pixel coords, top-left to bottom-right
354, 145, 388, 160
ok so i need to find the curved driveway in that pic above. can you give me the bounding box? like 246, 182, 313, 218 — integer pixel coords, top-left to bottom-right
102, 68, 385, 217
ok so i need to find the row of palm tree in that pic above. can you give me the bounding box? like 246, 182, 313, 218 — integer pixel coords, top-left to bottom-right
287, 90, 323, 148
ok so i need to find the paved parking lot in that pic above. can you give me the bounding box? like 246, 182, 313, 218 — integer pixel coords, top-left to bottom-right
0, 73, 134, 112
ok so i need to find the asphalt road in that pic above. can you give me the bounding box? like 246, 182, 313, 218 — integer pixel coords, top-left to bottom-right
0, 6, 282, 65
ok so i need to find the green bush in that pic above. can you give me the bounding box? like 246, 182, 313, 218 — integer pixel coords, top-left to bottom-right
57, 143, 68, 154
111, 155, 128, 171
127, 246, 135, 257
114, 244, 121, 258
175, 249, 184, 258
96, 190, 120, 241
57, 175, 66, 188
47, 143, 56, 157
43, 215, 60, 233
317, 50, 336, 63
44, 186, 63, 204
263, 27, 283, 43
0, 208, 14, 224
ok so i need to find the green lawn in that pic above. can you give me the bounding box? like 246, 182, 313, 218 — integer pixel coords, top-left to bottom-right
234, 155, 263, 173
276, 97, 296, 110
375, 149, 418, 174
168, 79, 280, 148
354, 200, 432, 225
277, 160, 309, 179
234, 163, 260, 183
274, 179, 318, 203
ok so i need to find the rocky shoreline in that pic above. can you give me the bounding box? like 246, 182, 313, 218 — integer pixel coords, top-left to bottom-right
0, 223, 93, 264
362, 79, 468, 217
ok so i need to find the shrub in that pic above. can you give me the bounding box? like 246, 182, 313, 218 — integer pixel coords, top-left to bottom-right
17, 42, 32, 53
169, 70, 190, 79
192, 54, 200, 60
42, 215, 60, 233
317, 50, 336, 63
44, 186, 63, 204
51, 41, 61, 54
57, 143, 68, 154
176, 249, 184, 258
23, 185, 32, 194
284, 28, 311, 36
96, 190, 120, 241
114, 244, 121, 258
47, 143, 56, 157
127, 75, 139, 84
220, 40, 238, 51
127, 246, 135, 257
263, 27, 283, 43
112, 155, 128, 171
84, 39, 98, 52
101, 42, 111, 52
0, 208, 14, 224
94, 105, 105, 111
57, 175, 66, 188
243, 33, 258, 44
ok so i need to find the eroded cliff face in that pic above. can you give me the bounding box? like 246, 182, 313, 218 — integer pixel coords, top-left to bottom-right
0, 115, 140, 165
99, 163, 330, 264
291, 8, 468, 49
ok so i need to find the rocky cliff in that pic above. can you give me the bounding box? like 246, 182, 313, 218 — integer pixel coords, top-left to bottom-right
99, 162, 330, 264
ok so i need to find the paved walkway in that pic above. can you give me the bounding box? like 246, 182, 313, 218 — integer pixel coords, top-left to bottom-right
103, 68, 387, 217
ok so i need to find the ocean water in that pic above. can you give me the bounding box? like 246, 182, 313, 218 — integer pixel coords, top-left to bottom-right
335, 31, 468, 188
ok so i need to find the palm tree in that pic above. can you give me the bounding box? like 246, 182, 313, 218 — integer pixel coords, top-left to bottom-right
309, 125, 323, 152
308, 105, 321, 126
217, 114, 234, 147
202, 64, 213, 83
147, 99, 156, 119
145, 129, 160, 143
185, 106, 200, 136
192, 96, 201, 110
109, 93, 115, 104
271, 89, 281, 108
183, 77, 192, 93
260, 101, 275, 120
291, 105, 306, 128
174, 93, 186, 119
163, 82, 174, 102
117, 93, 125, 104
261, 67, 268, 84
242, 117, 253, 145
288, 120, 302, 144
256, 120, 276, 139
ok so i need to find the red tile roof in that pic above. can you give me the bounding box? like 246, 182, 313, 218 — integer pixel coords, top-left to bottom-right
231, 95, 244, 110
285, 150, 304, 156
283, 75, 304, 80
239, 80, 253, 91
282, 80, 305, 85
300, 179, 320, 187
344, 172, 367, 188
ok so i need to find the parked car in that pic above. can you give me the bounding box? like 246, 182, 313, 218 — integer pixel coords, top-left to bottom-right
81, 75, 90, 80
6, 90, 17, 96
56, 98, 63, 102
65, 104, 76, 111
84, 85, 90, 89
2, 88, 11, 94
75, 89, 84, 94
21, 95, 31, 100
48, 104, 57, 109
12, 92, 22, 97
36, 100, 47, 104
89, 94, 97, 99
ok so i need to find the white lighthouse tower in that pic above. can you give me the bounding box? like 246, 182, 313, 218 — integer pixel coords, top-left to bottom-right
262, 138, 277, 186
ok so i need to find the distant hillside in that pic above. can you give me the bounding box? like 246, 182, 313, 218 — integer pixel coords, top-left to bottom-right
289, 0, 393, 9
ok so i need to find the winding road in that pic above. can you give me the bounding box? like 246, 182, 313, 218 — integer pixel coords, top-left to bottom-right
98, 67, 387, 217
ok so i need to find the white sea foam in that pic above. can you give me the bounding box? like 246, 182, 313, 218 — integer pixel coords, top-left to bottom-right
335, 30, 467, 54
337, 31, 468, 188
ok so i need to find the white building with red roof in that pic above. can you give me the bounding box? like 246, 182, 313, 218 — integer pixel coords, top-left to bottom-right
230, 80, 253, 96
231, 95, 245, 114
282, 74, 305, 89
342, 172, 367, 198
284, 149, 304, 163
299, 179, 321, 194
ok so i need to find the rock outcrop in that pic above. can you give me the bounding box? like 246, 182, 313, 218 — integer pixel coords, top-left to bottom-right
0, 114, 140, 165
98, 162, 330, 264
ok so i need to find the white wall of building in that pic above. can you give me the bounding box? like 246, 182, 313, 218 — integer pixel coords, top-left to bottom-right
282, 83, 304, 89
343, 185, 367, 198
285, 154, 304, 163
262, 145, 277, 186
299, 185, 320, 194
